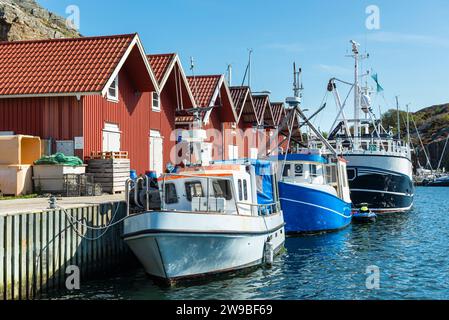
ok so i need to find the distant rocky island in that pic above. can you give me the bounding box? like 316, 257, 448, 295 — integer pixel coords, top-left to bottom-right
381, 103, 449, 170
0, 0, 80, 41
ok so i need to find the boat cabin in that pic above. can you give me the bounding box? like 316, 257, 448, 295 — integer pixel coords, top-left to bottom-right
158, 161, 280, 216
277, 150, 351, 203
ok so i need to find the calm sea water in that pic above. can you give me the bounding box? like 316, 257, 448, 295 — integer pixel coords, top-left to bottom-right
48, 187, 449, 300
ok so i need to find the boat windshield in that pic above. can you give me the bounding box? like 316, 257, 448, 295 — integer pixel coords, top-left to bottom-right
282, 161, 325, 185
185, 181, 204, 201
212, 180, 233, 200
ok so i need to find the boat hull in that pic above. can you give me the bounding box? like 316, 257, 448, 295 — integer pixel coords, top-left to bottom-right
344, 154, 414, 213
123, 211, 285, 283
279, 182, 352, 234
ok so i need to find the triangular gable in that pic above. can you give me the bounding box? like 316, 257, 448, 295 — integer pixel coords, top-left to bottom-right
186, 75, 238, 125
253, 95, 274, 127
230, 86, 259, 126
219, 77, 238, 123
270, 102, 285, 126
102, 34, 159, 97
230, 86, 248, 118
253, 95, 267, 125
279, 108, 303, 139
148, 53, 196, 108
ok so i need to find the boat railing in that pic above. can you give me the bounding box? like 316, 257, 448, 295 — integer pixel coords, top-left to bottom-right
235, 201, 281, 216
332, 137, 411, 158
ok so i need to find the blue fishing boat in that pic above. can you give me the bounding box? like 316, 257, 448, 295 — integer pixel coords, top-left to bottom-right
269, 63, 352, 234
276, 151, 352, 234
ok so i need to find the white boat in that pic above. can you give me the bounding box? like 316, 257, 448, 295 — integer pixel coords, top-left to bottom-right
122, 161, 285, 284
326, 41, 414, 213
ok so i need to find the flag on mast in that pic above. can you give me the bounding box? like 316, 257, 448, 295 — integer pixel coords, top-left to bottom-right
371, 72, 384, 93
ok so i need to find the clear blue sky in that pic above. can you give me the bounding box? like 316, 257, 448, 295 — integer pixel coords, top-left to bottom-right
40, 0, 449, 131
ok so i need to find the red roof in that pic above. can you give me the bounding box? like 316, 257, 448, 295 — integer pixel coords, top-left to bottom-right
187, 75, 221, 107
147, 53, 175, 85
175, 115, 195, 124
253, 95, 274, 126
230, 86, 248, 116
0, 34, 150, 96
230, 86, 258, 125
279, 108, 302, 139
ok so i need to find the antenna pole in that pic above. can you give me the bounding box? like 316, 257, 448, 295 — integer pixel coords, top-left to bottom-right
351, 41, 360, 149
378, 105, 382, 132
227, 64, 232, 86
248, 49, 253, 87
293, 63, 296, 96
190, 57, 197, 108
396, 96, 401, 140
406, 103, 410, 145
292, 63, 303, 101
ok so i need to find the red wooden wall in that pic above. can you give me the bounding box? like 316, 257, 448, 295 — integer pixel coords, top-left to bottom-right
0, 96, 83, 157
83, 68, 152, 174
149, 70, 185, 168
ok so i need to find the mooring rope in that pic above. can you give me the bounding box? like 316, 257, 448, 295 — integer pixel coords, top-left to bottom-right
30, 202, 126, 298
59, 202, 125, 241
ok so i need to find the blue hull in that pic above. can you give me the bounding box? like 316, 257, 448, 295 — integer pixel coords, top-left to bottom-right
279, 182, 352, 234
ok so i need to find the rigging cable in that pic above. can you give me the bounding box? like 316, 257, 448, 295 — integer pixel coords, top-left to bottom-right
437, 133, 449, 171
411, 114, 433, 171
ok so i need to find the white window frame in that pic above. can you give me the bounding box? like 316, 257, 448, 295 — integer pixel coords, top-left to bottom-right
152, 92, 160, 112
107, 75, 119, 102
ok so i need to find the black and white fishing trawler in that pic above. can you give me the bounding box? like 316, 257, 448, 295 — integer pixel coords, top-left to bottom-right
326, 41, 414, 213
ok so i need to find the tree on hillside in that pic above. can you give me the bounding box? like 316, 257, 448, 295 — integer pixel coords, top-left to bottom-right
380, 109, 410, 136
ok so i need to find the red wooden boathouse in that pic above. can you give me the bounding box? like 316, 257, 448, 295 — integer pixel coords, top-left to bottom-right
147, 53, 196, 174
229, 86, 260, 159
0, 33, 159, 174
176, 74, 238, 162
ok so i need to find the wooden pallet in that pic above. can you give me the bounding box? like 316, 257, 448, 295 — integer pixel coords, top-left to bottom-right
87, 158, 130, 194
90, 151, 129, 160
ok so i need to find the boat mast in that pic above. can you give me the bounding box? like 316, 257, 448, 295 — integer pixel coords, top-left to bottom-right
406, 103, 411, 145
351, 40, 360, 150
396, 96, 401, 140
248, 49, 253, 87
437, 134, 449, 172
293, 62, 301, 99
241, 49, 253, 87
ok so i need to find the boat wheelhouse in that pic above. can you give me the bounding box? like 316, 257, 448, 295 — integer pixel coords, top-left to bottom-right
123, 161, 285, 285
275, 149, 352, 234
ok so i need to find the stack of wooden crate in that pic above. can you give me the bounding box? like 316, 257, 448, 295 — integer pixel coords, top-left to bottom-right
87, 152, 130, 194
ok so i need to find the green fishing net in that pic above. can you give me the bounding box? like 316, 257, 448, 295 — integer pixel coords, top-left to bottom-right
34, 153, 83, 166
